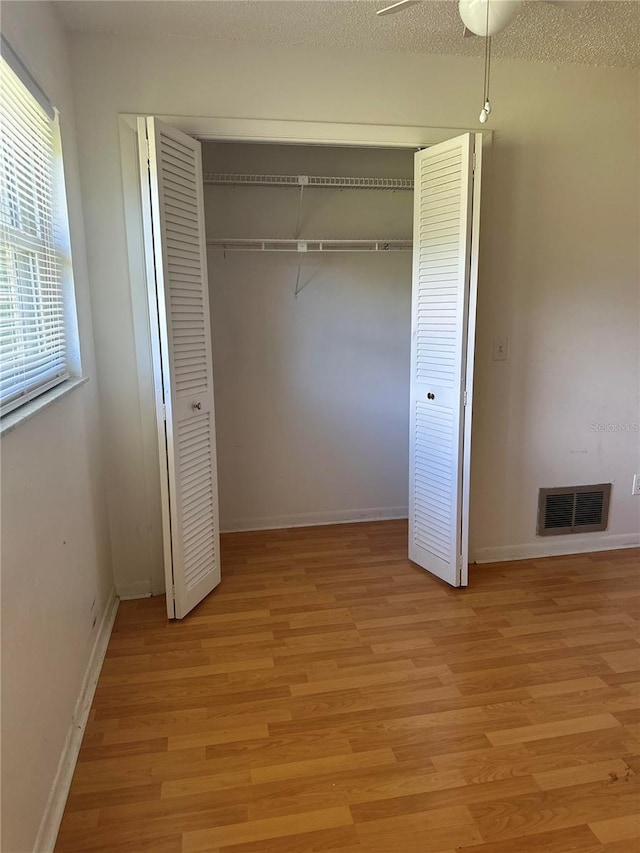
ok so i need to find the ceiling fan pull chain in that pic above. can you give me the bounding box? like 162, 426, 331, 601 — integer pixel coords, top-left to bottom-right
479, 0, 492, 123
485, 26, 492, 114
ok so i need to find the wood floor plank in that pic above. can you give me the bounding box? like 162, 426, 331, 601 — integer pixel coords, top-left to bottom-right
526, 676, 609, 697
52, 524, 640, 852
487, 714, 621, 746
533, 758, 633, 791
469, 778, 640, 841
601, 649, 640, 673
160, 768, 252, 799
182, 806, 353, 852
589, 812, 640, 843
456, 823, 603, 853
218, 824, 360, 853
246, 765, 468, 821
353, 804, 483, 852
249, 747, 397, 785
601, 840, 640, 853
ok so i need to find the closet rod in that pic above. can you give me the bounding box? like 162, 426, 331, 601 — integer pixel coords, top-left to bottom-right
203, 173, 413, 190
207, 238, 412, 253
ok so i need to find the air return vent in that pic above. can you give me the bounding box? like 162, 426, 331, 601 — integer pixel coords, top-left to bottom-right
537, 484, 611, 536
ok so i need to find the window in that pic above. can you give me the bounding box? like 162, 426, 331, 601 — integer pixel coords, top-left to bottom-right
0, 41, 79, 418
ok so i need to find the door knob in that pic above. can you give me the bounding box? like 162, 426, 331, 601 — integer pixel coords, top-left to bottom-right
192, 401, 202, 410
426, 392, 435, 401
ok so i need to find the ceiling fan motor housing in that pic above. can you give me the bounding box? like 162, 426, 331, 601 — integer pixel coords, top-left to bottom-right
458, 0, 523, 37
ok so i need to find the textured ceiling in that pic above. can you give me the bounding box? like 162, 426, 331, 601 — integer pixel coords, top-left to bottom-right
54, 0, 640, 68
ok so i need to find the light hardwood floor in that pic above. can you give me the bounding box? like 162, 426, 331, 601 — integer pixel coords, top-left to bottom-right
55, 521, 640, 852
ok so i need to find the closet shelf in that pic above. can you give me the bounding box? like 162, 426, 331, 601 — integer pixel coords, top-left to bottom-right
207, 238, 412, 253
203, 173, 413, 190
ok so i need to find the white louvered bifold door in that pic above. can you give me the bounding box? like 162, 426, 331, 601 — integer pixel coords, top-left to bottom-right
138, 117, 221, 619
409, 133, 482, 587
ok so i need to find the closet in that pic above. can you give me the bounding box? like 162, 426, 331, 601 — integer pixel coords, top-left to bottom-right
137, 118, 482, 619
201, 142, 415, 538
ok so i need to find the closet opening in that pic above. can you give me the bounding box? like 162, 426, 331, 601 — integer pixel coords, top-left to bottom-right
202, 142, 414, 531
135, 116, 481, 617
201, 141, 416, 537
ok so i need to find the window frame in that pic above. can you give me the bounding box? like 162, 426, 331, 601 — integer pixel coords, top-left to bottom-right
0, 38, 82, 428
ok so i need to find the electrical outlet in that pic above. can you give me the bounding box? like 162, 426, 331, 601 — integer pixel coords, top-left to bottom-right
493, 337, 508, 361
632, 474, 640, 496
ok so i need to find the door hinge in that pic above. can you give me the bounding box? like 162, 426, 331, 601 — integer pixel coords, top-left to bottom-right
463, 390, 468, 406
472, 152, 476, 174
161, 403, 167, 421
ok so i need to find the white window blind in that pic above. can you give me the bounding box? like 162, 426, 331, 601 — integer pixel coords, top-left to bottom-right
0, 53, 70, 416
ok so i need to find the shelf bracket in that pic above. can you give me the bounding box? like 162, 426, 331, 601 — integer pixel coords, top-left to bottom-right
294, 184, 305, 238
294, 184, 306, 296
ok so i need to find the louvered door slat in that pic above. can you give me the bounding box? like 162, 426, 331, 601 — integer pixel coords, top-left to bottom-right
409, 133, 481, 588
139, 117, 221, 619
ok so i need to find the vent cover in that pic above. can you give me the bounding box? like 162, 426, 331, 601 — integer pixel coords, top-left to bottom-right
537, 484, 611, 536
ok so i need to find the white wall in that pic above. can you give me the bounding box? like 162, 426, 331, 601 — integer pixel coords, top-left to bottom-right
203, 142, 413, 530
66, 32, 639, 594
0, 4, 114, 851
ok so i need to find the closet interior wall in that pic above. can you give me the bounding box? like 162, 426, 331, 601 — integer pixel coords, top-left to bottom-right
202, 142, 414, 532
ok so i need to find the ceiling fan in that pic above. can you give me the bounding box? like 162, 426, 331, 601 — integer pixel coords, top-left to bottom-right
377, 0, 590, 122
377, 0, 589, 38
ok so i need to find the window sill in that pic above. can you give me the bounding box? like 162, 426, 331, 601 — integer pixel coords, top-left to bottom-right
0, 376, 89, 437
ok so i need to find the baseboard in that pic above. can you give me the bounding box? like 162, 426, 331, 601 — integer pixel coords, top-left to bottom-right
117, 579, 153, 600
221, 506, 409, 533
472, 532, 640, 564
33, 590, 119, 853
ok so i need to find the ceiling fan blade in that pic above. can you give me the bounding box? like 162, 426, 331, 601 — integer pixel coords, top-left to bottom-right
376, 0, 421, 16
